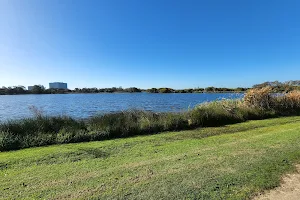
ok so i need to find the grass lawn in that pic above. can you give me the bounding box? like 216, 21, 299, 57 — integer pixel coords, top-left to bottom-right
1, 116, 300, 199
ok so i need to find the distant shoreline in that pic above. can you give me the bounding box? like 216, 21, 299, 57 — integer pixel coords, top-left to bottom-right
0, 91, 246, 96
0, 85, 249, 95
2, 80, 300, 95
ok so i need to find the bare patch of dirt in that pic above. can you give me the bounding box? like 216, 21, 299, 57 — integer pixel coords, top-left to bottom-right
255, 165, 300, 200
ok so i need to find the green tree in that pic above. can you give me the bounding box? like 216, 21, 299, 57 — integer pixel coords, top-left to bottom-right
31, 85, 45, 94
205, 87, 215, 93
147, 88, 158, 93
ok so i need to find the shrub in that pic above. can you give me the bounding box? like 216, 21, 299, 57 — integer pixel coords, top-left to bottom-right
244, 87, 273, 109
285, 90, 300, 109
0, 131, 21, 151
160, 112, 189, 131
189, 100, 245, 127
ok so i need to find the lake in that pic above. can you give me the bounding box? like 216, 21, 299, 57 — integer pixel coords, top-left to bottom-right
0, 93, 243, 121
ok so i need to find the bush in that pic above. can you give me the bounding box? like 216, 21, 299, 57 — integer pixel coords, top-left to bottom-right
0, 131, 21, 151
189, 100, 245, 127
244, 87, 273, 109
284, 90, 300, 109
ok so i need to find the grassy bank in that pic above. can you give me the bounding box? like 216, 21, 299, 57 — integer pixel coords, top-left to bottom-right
1, 116, 300, 199
1, 87, 300, 151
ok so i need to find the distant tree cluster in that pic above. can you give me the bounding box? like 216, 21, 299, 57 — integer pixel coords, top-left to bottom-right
203, 87, 248, 93
72, 87, 142, 93
146, 88, 175, 93
0, 85, 70, 95
0, 86, 142, 95
0, 86, 27, 95
253, 80, 300, 92
145, 87, 248, 93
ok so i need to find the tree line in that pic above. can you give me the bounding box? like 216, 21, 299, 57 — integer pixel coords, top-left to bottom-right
145, 87, 248, 93
1, 80, 299, 95
0, 85, 248, 95
73, 87, 142, 93
0, 86, 143, 95
0, 85, 71, 95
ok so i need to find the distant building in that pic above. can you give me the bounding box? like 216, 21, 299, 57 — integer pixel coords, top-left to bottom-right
28, 85, 45, 91
49, 82, 68, 89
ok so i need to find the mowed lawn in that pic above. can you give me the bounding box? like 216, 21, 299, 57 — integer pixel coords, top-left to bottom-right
1, 117, 300, 199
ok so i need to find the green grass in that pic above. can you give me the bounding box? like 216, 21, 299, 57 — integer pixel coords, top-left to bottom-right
1, 116, 300, 199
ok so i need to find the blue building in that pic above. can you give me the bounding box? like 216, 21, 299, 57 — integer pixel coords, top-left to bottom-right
49, 82, 68, 89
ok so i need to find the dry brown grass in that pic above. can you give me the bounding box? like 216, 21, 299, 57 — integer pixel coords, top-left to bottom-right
285, 90, 300, 109
243, 87, 300, 114
243, 87, 273, 109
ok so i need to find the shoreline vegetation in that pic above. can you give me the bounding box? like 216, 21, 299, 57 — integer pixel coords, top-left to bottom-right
1, 80, 300, 95
1, 86, 300, 151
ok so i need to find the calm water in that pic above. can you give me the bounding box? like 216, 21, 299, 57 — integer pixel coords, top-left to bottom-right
0, 93, 243, 121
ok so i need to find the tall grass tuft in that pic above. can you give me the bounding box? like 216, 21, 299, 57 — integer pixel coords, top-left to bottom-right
244, 87, 273, 109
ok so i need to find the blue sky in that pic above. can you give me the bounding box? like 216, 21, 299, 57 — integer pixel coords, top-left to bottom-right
0, 0, 300, 89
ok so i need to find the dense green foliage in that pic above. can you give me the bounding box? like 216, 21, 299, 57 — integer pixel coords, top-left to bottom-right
73, 87, 142, 93
1, 88, 300, 151
1, 117, 300, 199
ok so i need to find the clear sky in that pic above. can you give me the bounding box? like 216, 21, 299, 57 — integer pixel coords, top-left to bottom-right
0, 0, 300, 89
